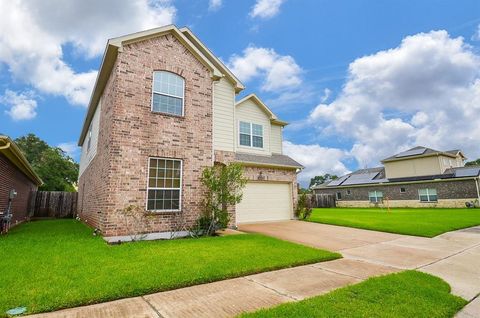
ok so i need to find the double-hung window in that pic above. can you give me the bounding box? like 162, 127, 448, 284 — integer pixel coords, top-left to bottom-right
418, 188, 437, 202
152, 71, 184, 116
368, 191, 383, 203
239, 121, 263, 148
147, 158, 182, 211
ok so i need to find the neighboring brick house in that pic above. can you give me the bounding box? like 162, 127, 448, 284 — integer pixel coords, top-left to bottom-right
77, 25, 303, 240
0, 135, 42, 226
313, 146, 480, 208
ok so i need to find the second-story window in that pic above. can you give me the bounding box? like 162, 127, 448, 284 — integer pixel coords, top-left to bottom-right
152, 71, 184, 116
239, 121, 263, 148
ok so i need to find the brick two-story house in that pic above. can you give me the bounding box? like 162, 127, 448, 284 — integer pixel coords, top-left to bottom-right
77, 25, 302, 240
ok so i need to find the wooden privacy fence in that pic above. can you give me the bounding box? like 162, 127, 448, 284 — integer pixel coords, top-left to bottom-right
313, 193, 336, 208
29, 191, 78, 218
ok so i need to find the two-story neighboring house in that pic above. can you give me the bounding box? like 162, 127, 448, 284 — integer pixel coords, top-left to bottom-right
77, 25, 303, 240
313, 146, 480, 208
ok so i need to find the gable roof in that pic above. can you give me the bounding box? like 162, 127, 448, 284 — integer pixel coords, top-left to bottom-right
78, 24, 240, 146
235, 94, 288, 126
381, 146, 464, 163
0, 135, 43, 186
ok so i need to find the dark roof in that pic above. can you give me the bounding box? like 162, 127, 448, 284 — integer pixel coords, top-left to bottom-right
314, 167, 387, 188
234, 153, 303, 169
381, 146, 464, 162
314, 165, 480, 189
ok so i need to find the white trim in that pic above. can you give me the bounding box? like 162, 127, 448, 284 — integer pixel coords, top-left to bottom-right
151, 71, 185, 117
104, 230, 190, 243
238, 120, 264, 149
146, 157, 183, 212
418, 188, 437, 202
368, 190, 383, 203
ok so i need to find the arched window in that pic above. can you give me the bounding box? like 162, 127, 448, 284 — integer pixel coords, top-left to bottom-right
152, 71, 184, 116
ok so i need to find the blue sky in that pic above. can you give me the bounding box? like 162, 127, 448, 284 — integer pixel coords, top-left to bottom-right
1, 0, 480, 184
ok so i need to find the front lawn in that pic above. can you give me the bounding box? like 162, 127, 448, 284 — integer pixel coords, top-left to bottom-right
308, 207, 480, 237
241, 271, 467, 318
0, 220, 339, 317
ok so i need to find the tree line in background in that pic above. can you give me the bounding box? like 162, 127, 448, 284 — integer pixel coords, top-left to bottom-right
466, 159, 480, 166
15, 134, 79, 192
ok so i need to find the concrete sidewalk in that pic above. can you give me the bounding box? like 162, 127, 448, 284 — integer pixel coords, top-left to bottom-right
27, 222, 480, 318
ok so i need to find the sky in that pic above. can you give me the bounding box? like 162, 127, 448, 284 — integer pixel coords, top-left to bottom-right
1, 0, 480, 185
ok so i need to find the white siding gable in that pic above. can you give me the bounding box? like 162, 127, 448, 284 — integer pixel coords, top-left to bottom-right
235, 99, 272, 155
79, 100, 101, 176
270, 124, 283, 154
213, 78, 235, 151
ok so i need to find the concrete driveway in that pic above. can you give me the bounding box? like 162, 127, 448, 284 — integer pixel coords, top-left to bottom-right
240, 221, 480, 302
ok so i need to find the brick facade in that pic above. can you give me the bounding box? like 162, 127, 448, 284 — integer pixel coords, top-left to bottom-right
79, 34, 214, 237
315, 179, 479, 208
0, 153, 37, 225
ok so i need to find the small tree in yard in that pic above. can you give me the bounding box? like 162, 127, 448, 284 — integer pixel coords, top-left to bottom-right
198, 163, 247, 236
295, 192, 315, 220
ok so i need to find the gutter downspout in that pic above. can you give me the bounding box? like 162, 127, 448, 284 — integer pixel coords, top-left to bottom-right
475, 177, 480, 205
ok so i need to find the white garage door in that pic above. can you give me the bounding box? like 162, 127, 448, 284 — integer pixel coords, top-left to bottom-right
236, 182, 293, 224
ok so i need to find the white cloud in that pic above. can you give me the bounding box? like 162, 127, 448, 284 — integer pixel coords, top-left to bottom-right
283, 141, 351, 185
250, 0, 286, 19
308, 30, 480, 167
320, 88, 332, 103
228, 46, 302, 92
472, 24, 480, 41
209, 0, 222, 11
0, 0, 176, 106
58, 141, 80, 158
1, 90, 37, 120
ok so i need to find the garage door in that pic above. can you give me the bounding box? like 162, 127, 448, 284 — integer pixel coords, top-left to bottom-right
236, 182, 292, 224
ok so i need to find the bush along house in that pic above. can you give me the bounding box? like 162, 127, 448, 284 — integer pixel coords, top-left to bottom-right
313, 146, 480, 208
77, 25, 303, 241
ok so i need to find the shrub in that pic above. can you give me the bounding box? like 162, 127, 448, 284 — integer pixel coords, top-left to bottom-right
295, 193, 315, 220
197, 163, 247, 236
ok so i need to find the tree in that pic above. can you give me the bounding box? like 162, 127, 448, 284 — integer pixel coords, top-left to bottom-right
15, 134, 79, 192
198, 163, 247, 236
465, 159, 480, 166
309, 174, 338, 188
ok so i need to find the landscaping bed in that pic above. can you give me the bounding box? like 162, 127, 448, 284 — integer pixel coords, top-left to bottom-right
241, 271, 467, 317
307, 207, 480, 237
0, 220, 339, 316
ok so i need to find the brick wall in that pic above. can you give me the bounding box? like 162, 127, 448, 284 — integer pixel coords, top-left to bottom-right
315, 179, 479, 207
0, 153, 37, 225
79, 33, 214, 237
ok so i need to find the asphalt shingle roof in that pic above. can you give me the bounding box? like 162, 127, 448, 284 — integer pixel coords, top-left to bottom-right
235, 153, 303, 169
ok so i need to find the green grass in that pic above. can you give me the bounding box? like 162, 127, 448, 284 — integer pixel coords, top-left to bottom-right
307, 207, 480, 237
0, 220, 339, 317
241, 271, 467, 318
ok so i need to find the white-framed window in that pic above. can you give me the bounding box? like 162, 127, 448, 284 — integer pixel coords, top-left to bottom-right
239, 121, 263, 148
346, 190, 351, 195
368, 191, 383, 203
419, 188, 437, 202
147, 158, 182, 211
152, 71, 184, 116
87, 121, 93, 152
336, 192, 342, 200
